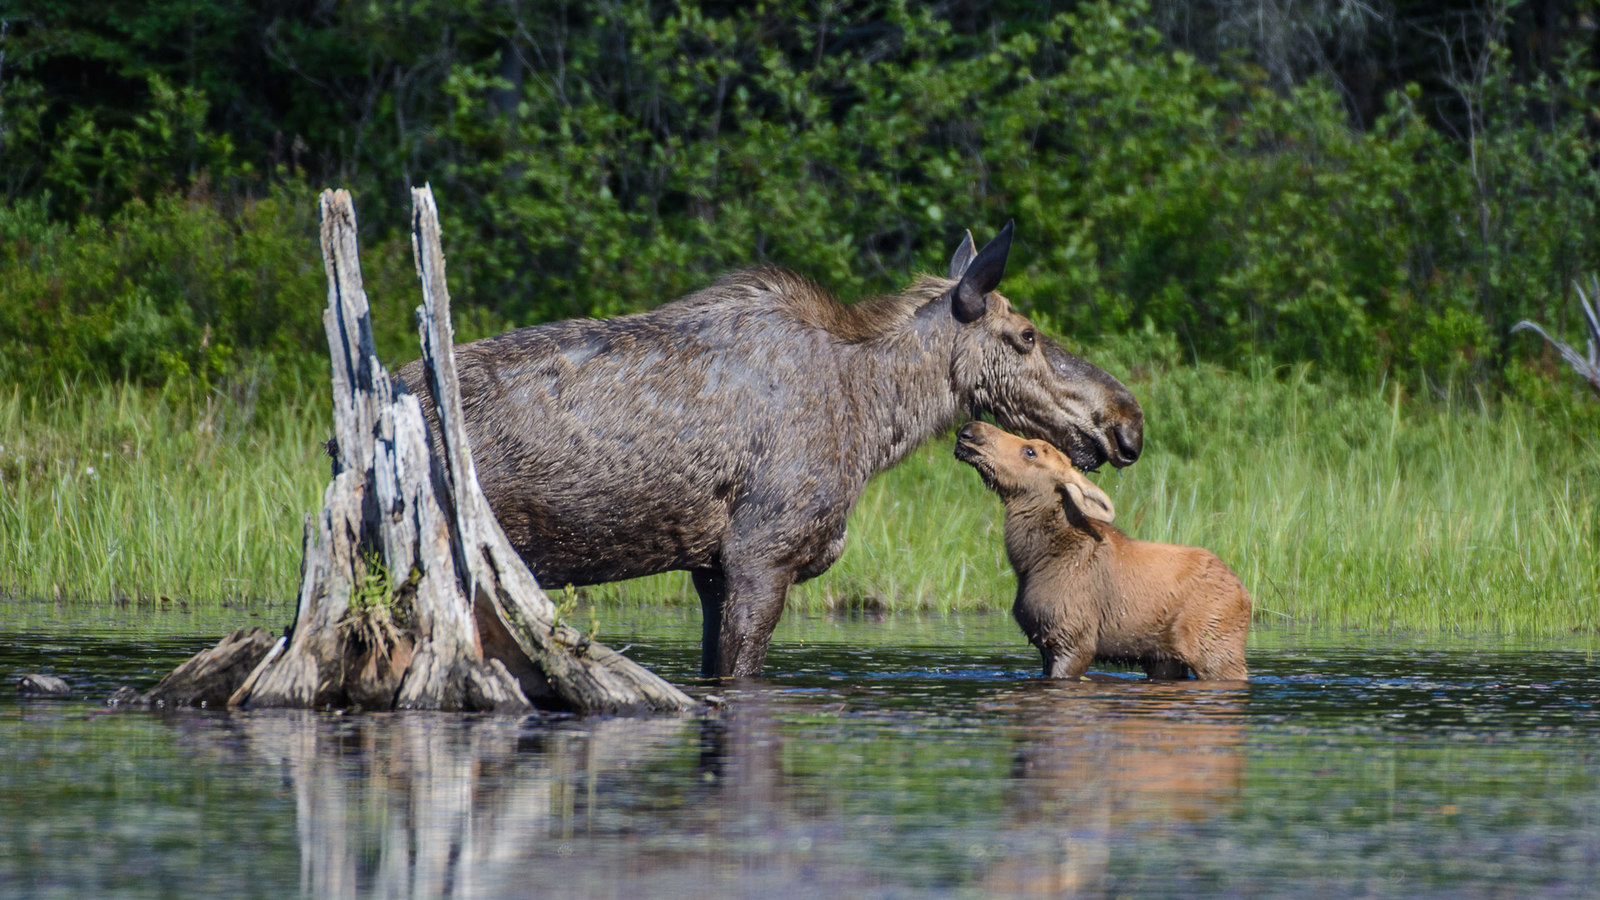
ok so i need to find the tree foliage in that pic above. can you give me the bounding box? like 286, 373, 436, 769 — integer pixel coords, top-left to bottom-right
1, 0, 1596, 401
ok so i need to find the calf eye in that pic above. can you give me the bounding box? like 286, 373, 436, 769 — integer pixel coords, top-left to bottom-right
1023, 447, 1037, 459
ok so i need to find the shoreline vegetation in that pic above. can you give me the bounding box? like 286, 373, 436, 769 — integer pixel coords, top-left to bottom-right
5, 334, 1596, 637
4, 1, 1600, 642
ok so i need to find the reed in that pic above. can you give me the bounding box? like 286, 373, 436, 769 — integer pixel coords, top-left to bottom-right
799, 342, 1600, 635
4, 345, 1597, 636
0, 380, 326, 608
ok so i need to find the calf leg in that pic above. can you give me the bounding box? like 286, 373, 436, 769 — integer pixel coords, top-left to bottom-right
1173, 587, 1251, 681
1190, 633, 1249, 681
1042, 644, 1094, 679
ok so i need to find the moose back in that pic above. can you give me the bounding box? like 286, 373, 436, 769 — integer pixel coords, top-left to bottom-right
399, 225, 1144, 676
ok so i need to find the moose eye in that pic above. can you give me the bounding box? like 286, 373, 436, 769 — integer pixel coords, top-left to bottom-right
1022, 330, 1035, 345
1023, 446, 1037, 459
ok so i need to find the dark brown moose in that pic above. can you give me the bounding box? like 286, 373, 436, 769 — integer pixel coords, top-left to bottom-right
955, 421, 1249, 681
400, 225, 1144, 676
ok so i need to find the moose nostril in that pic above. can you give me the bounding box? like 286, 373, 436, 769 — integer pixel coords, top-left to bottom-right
957, 422, 978, 442
1113, 423, 1142, 464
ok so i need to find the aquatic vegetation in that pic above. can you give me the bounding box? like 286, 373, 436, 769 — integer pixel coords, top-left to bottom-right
0, 379, 326, 609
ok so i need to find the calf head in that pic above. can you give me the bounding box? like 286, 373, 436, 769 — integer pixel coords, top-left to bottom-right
945, 224, 1143, 472
955, 421, 1115, 526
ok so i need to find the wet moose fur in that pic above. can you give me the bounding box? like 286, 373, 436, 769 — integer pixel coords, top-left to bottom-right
400, 225, 1144, 677
955, 421, 1249, 681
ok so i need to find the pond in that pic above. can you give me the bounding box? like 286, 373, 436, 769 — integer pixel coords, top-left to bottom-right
2, 605, 1598, 898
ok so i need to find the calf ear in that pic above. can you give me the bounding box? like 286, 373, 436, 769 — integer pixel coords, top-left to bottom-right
948, 230, 978, 279
952, 220, 1014, 323
1058, 476, 1115, 524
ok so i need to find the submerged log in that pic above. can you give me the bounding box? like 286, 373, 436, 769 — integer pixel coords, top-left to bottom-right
18, 673, 71, 696
146, 188, 692, 715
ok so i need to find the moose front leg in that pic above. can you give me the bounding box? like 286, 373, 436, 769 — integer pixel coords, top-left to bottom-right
1040, 632, 1097, 680
715, 564, 794, 677
1043, 647, 1094, 680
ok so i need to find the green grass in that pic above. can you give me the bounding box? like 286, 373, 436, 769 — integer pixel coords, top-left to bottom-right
0, 380, 327, 608
4, 340, 1598, 635
803, 338, 1600, 635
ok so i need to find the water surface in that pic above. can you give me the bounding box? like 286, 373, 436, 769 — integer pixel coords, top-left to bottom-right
3, 607, 1598, 898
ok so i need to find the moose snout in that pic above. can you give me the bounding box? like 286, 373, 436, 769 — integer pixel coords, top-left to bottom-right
954, 421, 993, 464
1111, 420, 1143, 467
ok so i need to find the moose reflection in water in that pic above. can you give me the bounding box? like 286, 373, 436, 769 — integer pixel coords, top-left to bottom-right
171, 679, 1245, 898
980, 679, 1247, 896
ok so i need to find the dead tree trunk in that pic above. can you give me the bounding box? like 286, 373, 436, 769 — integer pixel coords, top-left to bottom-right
143, 187, 693, 715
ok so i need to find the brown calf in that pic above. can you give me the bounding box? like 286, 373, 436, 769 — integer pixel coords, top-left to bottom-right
955, 421, 1249, 680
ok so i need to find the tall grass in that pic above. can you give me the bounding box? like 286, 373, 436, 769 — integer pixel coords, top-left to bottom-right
0, 380, 327, 608
3, 342, 1597, 635
796, 340, 1600, 635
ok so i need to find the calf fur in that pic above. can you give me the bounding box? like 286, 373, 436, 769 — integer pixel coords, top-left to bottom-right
955, 421, 1249, 680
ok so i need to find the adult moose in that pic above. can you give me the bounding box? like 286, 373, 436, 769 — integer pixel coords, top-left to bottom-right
399, 224, 1144, 676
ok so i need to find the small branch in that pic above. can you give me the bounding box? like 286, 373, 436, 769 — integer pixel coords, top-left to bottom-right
1511, 274, 1600, 399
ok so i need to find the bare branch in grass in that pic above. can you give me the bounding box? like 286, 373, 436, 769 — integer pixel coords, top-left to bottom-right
1511, 274, 1600, 399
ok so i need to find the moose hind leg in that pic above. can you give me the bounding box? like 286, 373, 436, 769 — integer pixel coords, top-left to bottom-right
1191, 632, 1249, 681
1171, 601, 1249, 681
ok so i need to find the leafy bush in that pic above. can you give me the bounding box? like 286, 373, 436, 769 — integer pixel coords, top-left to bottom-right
2, 0, 1597, 392
0, 185, 434, 409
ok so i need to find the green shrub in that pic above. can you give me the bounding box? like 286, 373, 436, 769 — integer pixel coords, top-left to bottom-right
0, 185, 462, 410
3, 0, 1598, 391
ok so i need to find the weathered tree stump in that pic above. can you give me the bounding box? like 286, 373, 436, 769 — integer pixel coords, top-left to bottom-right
143, 187, 693, 715
136, 627, 277, 708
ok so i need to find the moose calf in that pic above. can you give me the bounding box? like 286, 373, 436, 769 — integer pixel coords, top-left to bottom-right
955, 421, 1249, 681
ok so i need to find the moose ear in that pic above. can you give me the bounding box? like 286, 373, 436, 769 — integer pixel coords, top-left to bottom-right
1058, 475, 1115, 524
953, 220, 1014, 323
948, 229, 978, 279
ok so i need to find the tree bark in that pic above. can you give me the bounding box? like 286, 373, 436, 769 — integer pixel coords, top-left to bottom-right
136, 627, 277, 708
146, 187, 693, 715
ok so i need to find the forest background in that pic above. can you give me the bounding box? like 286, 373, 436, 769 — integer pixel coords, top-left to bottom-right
2, 0, 1598, 634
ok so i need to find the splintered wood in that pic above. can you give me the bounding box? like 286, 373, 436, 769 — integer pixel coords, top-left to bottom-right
142, 188, 692, 716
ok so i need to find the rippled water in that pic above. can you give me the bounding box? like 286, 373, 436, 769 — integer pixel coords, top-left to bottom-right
2, 608, 1598, 898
